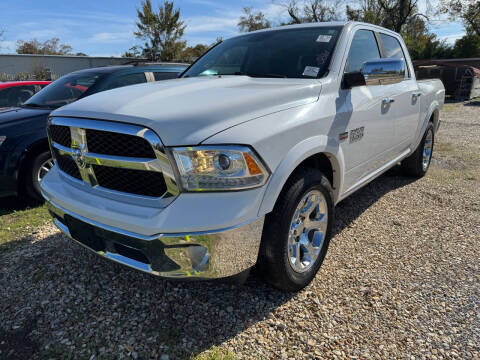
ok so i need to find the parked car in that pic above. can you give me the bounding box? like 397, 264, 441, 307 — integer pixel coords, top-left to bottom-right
0, 63, 187, 201
41, 22, 444, 291
0, 80, 51, 109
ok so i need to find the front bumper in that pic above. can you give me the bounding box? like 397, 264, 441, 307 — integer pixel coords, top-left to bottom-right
45, 199, 264, 279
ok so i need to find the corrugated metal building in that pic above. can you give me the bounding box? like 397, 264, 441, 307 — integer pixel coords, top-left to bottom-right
0, 54, 147, 80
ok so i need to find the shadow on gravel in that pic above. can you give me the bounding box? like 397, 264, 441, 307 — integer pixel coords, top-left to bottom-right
0, 196, 40, 216
0, 167, 417, 359
333, 166, 416, 236
464, 100, 480, 107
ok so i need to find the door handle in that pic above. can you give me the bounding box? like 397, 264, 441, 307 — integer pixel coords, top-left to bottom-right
382, 98, 395, 104
412, 92, 422, 98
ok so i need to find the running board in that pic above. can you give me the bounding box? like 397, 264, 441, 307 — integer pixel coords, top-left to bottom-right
339, 149, 411, 202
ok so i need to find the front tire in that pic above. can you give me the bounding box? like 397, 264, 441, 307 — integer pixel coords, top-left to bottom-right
25, 151, 54, 202
401, 122, 434, 177
258, 168, 334, 292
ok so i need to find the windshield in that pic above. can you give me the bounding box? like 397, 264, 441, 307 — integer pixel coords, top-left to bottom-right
24, 72, 103, 109
183, 26, 343, 79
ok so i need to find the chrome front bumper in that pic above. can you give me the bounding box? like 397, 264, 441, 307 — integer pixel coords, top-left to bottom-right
46, 200, 264, 279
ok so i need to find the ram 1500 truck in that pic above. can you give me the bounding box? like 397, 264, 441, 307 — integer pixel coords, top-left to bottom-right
40, 22, 445, 292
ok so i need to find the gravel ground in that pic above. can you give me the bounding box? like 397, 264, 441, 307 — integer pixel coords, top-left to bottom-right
1, 102, 479, 359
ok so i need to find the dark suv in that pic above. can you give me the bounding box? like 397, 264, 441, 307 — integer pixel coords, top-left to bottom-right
0, 63, 187, 201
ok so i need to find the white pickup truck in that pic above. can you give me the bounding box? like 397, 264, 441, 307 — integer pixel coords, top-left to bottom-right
41, 22, 444, 291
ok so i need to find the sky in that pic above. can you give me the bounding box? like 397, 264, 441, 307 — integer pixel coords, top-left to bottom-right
0, 0, 467, 57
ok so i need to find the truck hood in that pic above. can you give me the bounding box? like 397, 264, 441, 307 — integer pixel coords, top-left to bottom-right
52, 76, 321, 145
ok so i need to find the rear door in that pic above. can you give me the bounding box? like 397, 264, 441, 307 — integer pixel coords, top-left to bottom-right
339, 28, 396, 191
378, 33, 420, 152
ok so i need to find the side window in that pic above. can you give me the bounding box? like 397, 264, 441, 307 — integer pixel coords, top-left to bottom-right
0, 86, 36, 107
379, 33, 409, 77
105, 72, 147, 90
153, 72, 179, 81
379, 34, 405, 59
0, 88, 12, 107
345, 30, 381, 73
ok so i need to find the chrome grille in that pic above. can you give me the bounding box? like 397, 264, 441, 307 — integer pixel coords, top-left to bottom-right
50, 125, 71, 148
55, 152, 81, 180
47, 117, 179, 204
92, 165, 167, 197
85, 129, 155, 158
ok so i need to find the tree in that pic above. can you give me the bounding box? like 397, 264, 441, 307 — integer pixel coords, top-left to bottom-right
439, 0, 480, 37
181, 44, 209, 61
238, 7, 271, 32
133, 0, 186, 61
279, 0, 342, 24
453, 34, 480, 57
401, 17, 453, 59
346, 0, 428, 33
122, 46, 143, 58
346, 0, 384, 25
16, 38, 73, 55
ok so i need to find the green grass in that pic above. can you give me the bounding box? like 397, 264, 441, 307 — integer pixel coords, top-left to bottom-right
0, 197, 50, 253
191, 346, 237, 360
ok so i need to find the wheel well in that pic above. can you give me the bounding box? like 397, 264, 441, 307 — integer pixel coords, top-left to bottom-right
431, 109, 439, 131
292, 153, 334, 188
17, 139, 50, 193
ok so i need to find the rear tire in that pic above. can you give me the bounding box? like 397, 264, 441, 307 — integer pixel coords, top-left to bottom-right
258, 168, 334, 292
25, 151, 53, 202
401, 122, 434, 177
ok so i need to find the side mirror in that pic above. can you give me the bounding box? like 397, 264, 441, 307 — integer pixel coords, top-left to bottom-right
362, 58, 406, 86
342, 58, 406, 89
342, 72, 366, 89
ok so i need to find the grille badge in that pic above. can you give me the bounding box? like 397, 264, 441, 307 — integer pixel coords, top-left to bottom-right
72, 146, 87, 169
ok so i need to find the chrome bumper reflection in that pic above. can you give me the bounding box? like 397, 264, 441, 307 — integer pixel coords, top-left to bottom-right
45, 199, 264, 279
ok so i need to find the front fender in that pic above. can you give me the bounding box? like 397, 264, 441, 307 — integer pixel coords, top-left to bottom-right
257, 135, 344, 216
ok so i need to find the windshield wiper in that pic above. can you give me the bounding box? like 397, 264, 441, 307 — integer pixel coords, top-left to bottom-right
246, 73, 287, 78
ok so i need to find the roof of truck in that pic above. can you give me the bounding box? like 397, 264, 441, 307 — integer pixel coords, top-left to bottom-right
229, 21, 400, 40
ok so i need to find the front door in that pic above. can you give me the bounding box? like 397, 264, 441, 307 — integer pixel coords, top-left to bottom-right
338, 28, 396, 192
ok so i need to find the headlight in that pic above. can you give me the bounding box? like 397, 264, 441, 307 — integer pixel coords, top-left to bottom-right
171, 145, 269, 191
0, 136, 6, 147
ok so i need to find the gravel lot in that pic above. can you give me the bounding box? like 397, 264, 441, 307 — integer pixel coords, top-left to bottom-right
1, 102, 479, 359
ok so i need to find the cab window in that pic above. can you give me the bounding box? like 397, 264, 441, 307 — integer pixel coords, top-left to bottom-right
344, 30, 381, 73
379, 33, 409, 77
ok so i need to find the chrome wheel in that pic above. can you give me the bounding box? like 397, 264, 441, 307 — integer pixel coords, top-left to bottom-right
422, 129, 433, 171
288, 190, 328, 273
37, 158, 54, 182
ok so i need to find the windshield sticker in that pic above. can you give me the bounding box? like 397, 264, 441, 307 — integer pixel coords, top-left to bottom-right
316, 34, 332, 43
303, 66, 320, 77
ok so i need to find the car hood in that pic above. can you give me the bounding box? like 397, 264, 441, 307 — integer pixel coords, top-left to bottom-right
51, 76, 321, 145
0, 107, 51, 126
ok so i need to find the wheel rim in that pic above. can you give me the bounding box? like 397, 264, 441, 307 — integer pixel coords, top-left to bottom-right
287, 190, 328, 273
422, 129, 433, 171
37, 158, 54, 183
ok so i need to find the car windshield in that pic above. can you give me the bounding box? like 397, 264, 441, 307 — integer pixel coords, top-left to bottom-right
183, 26, 343, 79
23, 72, 103, 109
